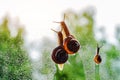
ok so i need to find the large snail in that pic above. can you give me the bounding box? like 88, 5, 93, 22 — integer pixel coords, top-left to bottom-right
51, 29, 68, 64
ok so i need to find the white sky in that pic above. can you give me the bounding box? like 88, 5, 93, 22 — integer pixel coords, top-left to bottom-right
0, 0, 120, 44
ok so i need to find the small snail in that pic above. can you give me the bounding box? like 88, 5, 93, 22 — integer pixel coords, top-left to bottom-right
54, 14, 80, 54
94, 44, 102, 64
51, 29, 68, 64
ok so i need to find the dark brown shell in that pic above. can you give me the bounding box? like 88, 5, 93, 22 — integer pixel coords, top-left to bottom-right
63, 36, 80, 54
94, 54, 102, 64
51, 46, 68, 64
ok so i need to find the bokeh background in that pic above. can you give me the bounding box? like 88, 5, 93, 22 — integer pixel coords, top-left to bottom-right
0, 0, 120, 80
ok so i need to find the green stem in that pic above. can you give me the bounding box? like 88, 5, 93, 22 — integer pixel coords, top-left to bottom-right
95, 64, 100, 80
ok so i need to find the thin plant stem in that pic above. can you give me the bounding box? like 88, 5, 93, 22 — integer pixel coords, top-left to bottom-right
95, 64, 100, 80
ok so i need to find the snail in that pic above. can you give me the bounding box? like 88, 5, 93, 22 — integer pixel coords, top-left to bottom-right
54, 14, 80, 54
51, 29, 68, 64
94, 44, 102, 64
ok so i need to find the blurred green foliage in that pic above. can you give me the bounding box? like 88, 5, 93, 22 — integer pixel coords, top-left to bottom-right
0, 16, 32, 80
